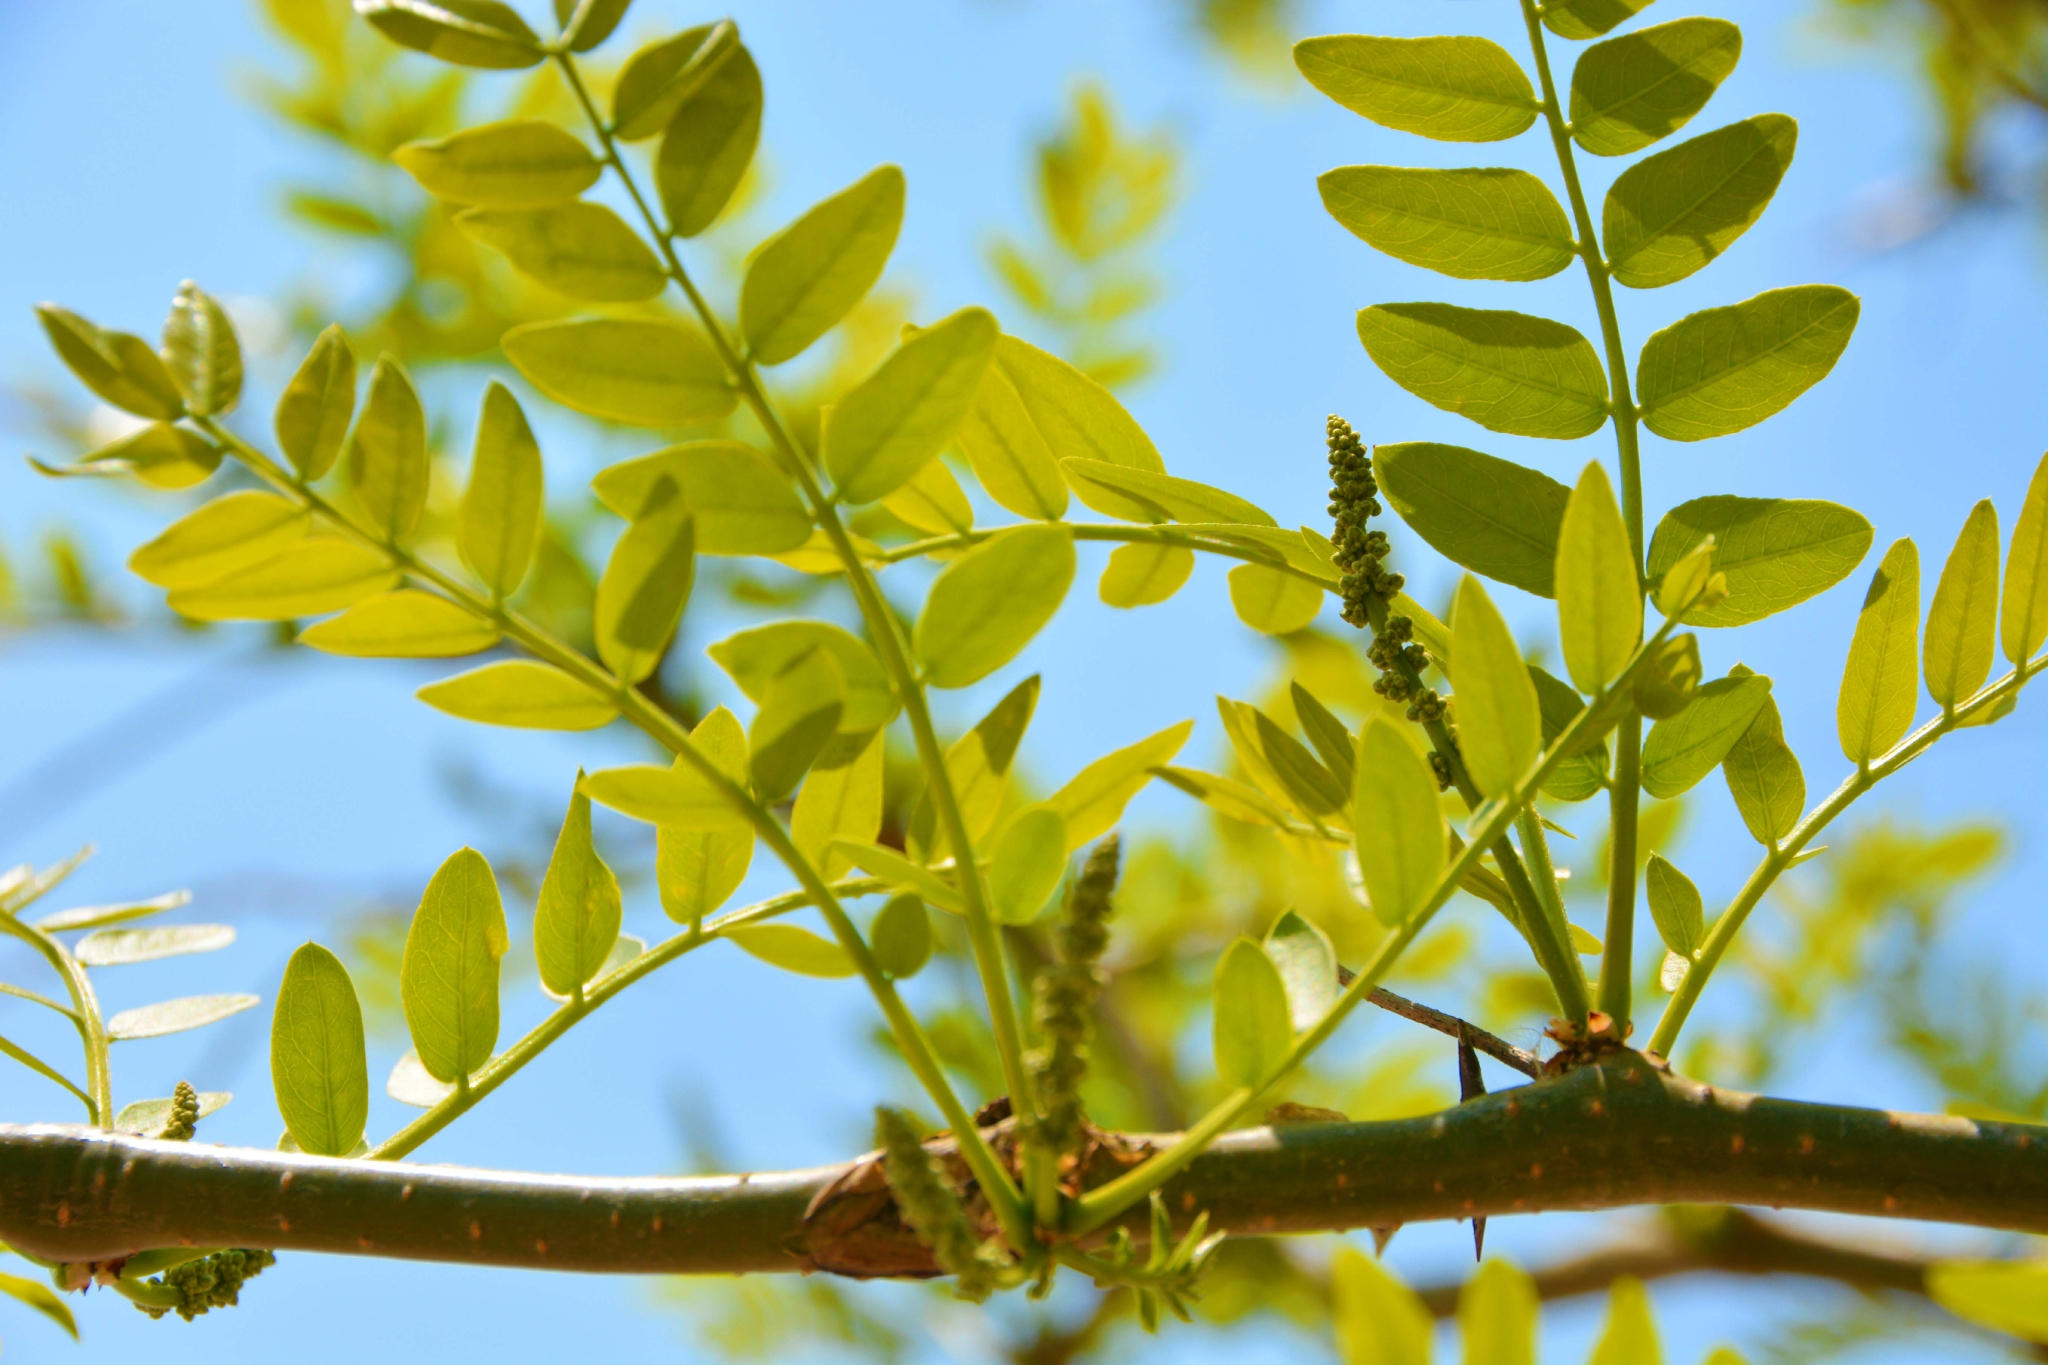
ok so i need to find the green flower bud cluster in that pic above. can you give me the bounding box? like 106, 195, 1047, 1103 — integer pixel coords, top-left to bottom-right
139, 1249, 276, 1321
1075, 1191, 1227, 1333
1027, 833, 1120, 1159
158, 1081, 199, 1142
874, 1107, 1004, 1302
1325, 416, 1403, 627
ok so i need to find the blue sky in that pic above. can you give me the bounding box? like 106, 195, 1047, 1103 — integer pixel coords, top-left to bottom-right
0, 1, 2044, 1361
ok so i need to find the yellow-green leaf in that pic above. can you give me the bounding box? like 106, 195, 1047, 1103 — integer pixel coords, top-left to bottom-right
658, 707, 753, 924
990, 334, 1163, 492
459, 381, 545, 599
612, 23, 738, 141
954, 360, 1068, 520
593, 475, 695, 685
741, 165, 906, 365
112, 1089, 230, 1135
1588, 1276, 1661, 1365
503, 318, 735, 427
915, 523, 1075, 687
77, 422, 221, 489
1646, 496, 1873, 627
128, 490, 308, 590
162, 281, 242, 416
348, 355, 428, 539
1358, 303, 1609, 441
1332, 1246, 1431, 1365
1604, 115, 1796, 289
1061, 458, 1276, 527
1925, 499, 2000, 709
829, 839, 965, 913
1045, 719, 1192, 851
75, 923, 233, 966
418, 660, 617, 731
1544, 0, 1654, 42
299, 589, 500, 657
1293, 34, 1539, 142
108, 993, 259, 1041
1721, 668, 1805, 847
1838, 537, 1920, 765
1352, 714, 1445, 925
0, 1267, 77, 1340
534, 780, 622, 999
356, 0, 542, 68
1556, 461, 1641, 694
1376, 442, 1570, 598
793, 730, 884, 879
1571, 18, 1743, 158
749, 644, 845, 800
2004, 452, 2048, 667
1229, 563, 1322, 635
167, 536, 399, 621
1451, 575, 1541, 798
727, 923, 854, 978
456, 203, 666, 302
824, 307, 998, 504
1641, 670, 1773, 798
655, 42, 761, 237
1319, 166, 1574, 282
906, 675, 1040, 861
593, 440, 811, 555
988, 805, 1067, 924
869, 893, 932, 978
1928, 1260, 2048, 1345
276, 323, 356, 481
401, 847, 508, 1083
709, 620, 899, 732
1637, 285, 1859, 442
394, 119, 600, 207
270, 942, 369, 1158
554, 0, 631, 52
1458, 1259, 1537, 1365
36, 304, 184, 419
1212, 937, 1293, 1089
1645, 853, 1703, 958
881, 458, 975, 536
1099, 541, 1193, 607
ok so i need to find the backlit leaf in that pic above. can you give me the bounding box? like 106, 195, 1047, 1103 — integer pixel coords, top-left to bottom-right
793, 729, 885, 878
504, 318, 734, 427
870, 893, 932, 978
76, 924, 234, 966
1293, 35, 1539, 142
1544, 0, 1654, 42
1646, 496, 1873, 627
1604, 115, 1796, 288
742, 165, 906, 365
355, 0, 542, 68
457, 203, 667, 302
386, 1049, 457, 1107
1837, 538, 1920, 765
728, 924, 856, 978
1378, 442, 1569, 598
882, 458, 975, 536
1645, 853, 1703, 958
299, 589, 500, 657
1046, 719, 1193, 851
129, 491, 308, 590
1358, 303, 1609, 440
1319, 166, 1574, 282
276, 324, 356, 480
162, 281, 242, 416
1352, 714, 1445, 925
1925, 500, 2000, 709
1265, 909, 1340, 1031
709, 620, 898, 731
2004, 452, 2048, 667
907, 675, 1040, 860
1588, 1277, 1661, 1365
401, 847, 509, 1082
1928, 1260, 2048, 1346
824, 307, 998, 504
1452, 575, 1542, 797
36, 304, 184, 419
1213, 937, 1293, 1088
989, 805, 1068, 924
593, 476, 695, 685
594, 440, 811, 555
655, 42, 761, 236
167, 536, 399, 621
1062, 458, 1275, 526
0, 1267, 77, 1340
989, 334, 1163, 502
916, 523, 1075, 687
113, 1090, 231, 1136
1556, 461, 1642, 694
459, 381, 545, 599
1291, 682, 1358, 790
830, 840, 964, 913
1099, 542, 1193, 607
555, 0, 631, 52
1331, 1246, 1431, 1365
748, 646, 845, 800
1571, 18, 1742, 157
1637, 286, 1859, 442
108, 993, 259, 1041
37, 891, 190, 933
585, 760, 747, 832
534, 780, 622, 1000
418, 660, 618, 731
1155, 765, 1305, 833
955, 360, 1068, 520
394, 120, 600, 207
1459, 1259, 1538, 1365
612, 23, 737, 141
270, 942, 369, 1157
1721, 668, 1805, 847
1229, 563, 1322, 635
657, 707, 753, 924
1641, 671, 1772, 798
348, 355, 428, 539
75, 422, 219, 489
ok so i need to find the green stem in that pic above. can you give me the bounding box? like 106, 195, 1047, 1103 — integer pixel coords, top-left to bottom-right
0, 914, 110, 1126
552, 55, 1038, 1148
1520, 0, 1647, 1030
1648, 659, 2037, 1055
1070, 614, 1681, 1234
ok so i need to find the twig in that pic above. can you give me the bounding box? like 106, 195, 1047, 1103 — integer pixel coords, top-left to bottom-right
1337, 966, 1542, 1078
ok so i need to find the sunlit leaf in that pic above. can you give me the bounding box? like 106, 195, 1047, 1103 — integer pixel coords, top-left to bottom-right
1293, 35, 1539, 142
955, 361, 1068, 521
593, 475, 695, 685
882, 458, 975, 536
1265, 909, 1339, 1031
108, 993, 259, 1041
1045, 720, 1193, 851
1571, 18, 1742, 157
1646, 496, 1873, 627
1376, 442, 1569, 598
167, 536, 399, 621
741, 165, 906, 365
417, 660, 618, 731
1213, 937, 1293, 1088
1330, 1246, 1431, 1364
534, 780, 622, 1000
1645, 853, 1703, 958
113, 1090, 231, 1136
504, 318, 735, 427
299, 590, 500, 657
271, 941, 369, 1157
1928, 1260, 2048, 1345
2004, 452, 2048, 667
128, 490, 308, 590
1588, 1276, 1661, 1365
612, 23, 738, 141
0, 1267, 77, 1340
75, 924, 233, 966
792, 730, 884, 879
401, 847, 508, 1083
655, 42, 762, 236
1641, 670, 1772, 798
824, 307, 998, 504
1319, 166, 1574, 281
1604, 115, 1796, 288
1459, 1259, 1537, 1365
658, 707, 754, 924
1837, 537, 1920, 765
1721, 667, 1805, 847
593, 440, 812, 556
348, 355, 429, 539
988, 806, 1068, 924
459, 382, 545, 599
1062, 458, 1275, 526
275, 324, 356, 481
1544, 0, 1654, 42
457, 203, 667, 302
709, 620, 898, 732
1451, 575, 1541, 797
1358, 303, 1609, 440
1352, 714, 1445, 925
915, 523, 1075, 687
355, 0, 543, 68
1925, 499, 2000, 709
727, 923, 855, 978
1636, 286, 1859, 442
162, 281, 242, 416
1556, 461, 1641, 694
869, 893, 932, 979
36, 304, 184, 420
748, 645, 845, 801
554, 0, 630, 52
37, 890, 190, 933
394, 119, 600, 207
1229, 563, 1322, 635
1099, 542, 1193, 607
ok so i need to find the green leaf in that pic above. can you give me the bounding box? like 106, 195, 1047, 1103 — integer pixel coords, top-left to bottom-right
459, 382, 545, 599
1352, 714, 1445, 925
989, 806, 1068, 924
554, 0, 631, 52
1637, 285, 1859, 442
1331, 1246, 1432, 1365
1202, 525, 1339, 582
75, 924, 233, 966
1228, 563, 1322, 635
1319, 166, 1574, 282
1045, 719, 1193, 851
593, 440, 811, 556
418, 660, 618, 731
36, 304, 184, 419
1645, 853, 1703, 958
503, 318, 735, 427
1264, 909, 1339, 1031
1571, 18, 1742, 157
587, 760, 748, 833
657, 707, 754, 924
1588, 1276, 1661, 1365
793, 730, 885, 877
1632, 632, 1702, 720
612, 23, 738, 141
1459, 1259, 1538, 1365
709, 620, 898, 732
401, 847, 508, 1083
829, 839, 965, 914
76, 422, 221, 489
915, 523, 1076, 687
883, 458, 975, 536
167, 536, 399, 621
533, 780, 623, 1000
394, 120, 600, 207
1061, 458, 1276, 527
1647, 496, 1873, 627
824, 307, 999, 504
1451, 575, 1542, 797
162, 281, 242, 416
1556, 461, 1642, 694
1375, 443, 1569, 599
1291, 682, 1357, 791
112, 1089, 230, 1136
1926, 500, 2001, 709
1544, 0, 1655, 42
37, 890, 190, 933
1838, 537, 1921, 765
299, 589, 500, 657
276, 324, 357, 481
1292, 35, 1539, 142
741, 165, 906, 365
727, 923, 855, 978
1099, 542, 1193, 607
1604, 115, 1795, 289
593, 476, 695, 685
1155, 765, 1306, 834
955, 361, 1068, 520
987, 334, 1164, 505
1928, 1260, 2048, 1345
348, 355, 428, 539
1642, 670, 1772, 798
655, 42, 761, 236
456, 203, 667, 302
270, 942, 369, 1157
0, 1032, 88, 1108
907, 675, 1041, 860
356, 0, 542, 68
128, 490, 308, 590
2004, 452, 2048, 667
1212, 937, 1293, 1089
869, 893, 932, 978
0, 1266, 77, 1340
1721, 669, 1804, 847
1358, 303, 1609, 440
749, 645, 845, 800
108, 993, 259, 1041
